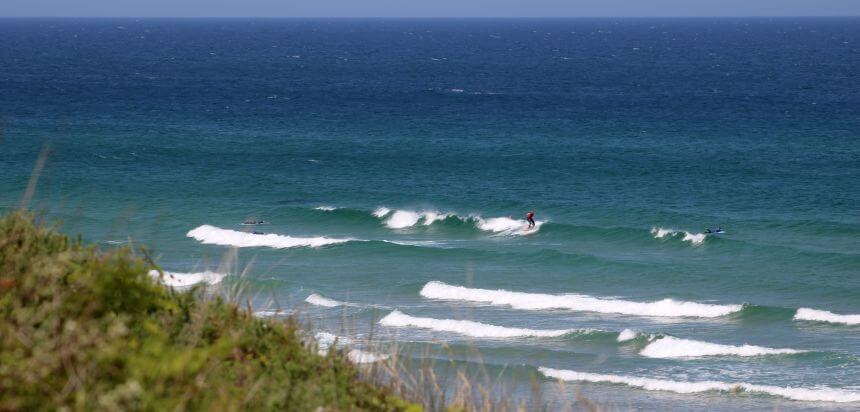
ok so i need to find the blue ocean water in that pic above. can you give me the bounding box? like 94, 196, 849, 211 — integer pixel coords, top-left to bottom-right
1, 18, 859, 409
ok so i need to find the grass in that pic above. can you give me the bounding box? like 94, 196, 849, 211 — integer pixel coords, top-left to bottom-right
0, 210, 420, 411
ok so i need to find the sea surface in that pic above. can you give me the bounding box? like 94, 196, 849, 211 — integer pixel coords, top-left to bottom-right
1, 18, 859, 410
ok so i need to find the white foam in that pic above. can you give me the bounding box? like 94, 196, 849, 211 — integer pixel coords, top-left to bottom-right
682, 232, 707, 245
304, 293, 390, 310
315, 331, 354, 348
475, 216, 543, 235
379, 310, 581, 338
651, 227, 675, 238
794, 308, 860, 325
421, 211, 452, 225
104, 240, 130, 245
315, 206, 337, 211
379, 209, 453, 229
617, 329, 637, 342
347, 349, 389, 364
372, 207, 542, 235
640, 336, 803, 358
385, 210, 422, 229
373, 207, 391, 218
148, 270, 226, 288
651, 227, 706, 246
314, 332, 388, 364
538, 368, 860, 403
420, 281, 742, 318
305, 293, 344, 307
253, 309, 290, 318
382, 239, 447, 248
187, 225, 352, 249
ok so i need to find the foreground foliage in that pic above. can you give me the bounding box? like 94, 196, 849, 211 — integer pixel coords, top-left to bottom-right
0, 211, 417, 411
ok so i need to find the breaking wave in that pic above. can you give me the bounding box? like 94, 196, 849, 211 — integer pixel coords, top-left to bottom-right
314, 332, 388, 364
794, 308, 860, 325
378, 310, 590, 338
315, 331, 354, 348
640, 336, 803, 358
304, 293, 391, 310
420, 281, 743, 318
474, 216, 543, 236
253, 309, 291, 318
538, 368, 860, 403
374, 206, 542, 235
148, 270, 226, 288
305, 293, 344, 307
187, 225, 353, 249
651, 227, 707, 246
383, 210, 453, 229
373, 207, 391, 218
617, 329, 638, 342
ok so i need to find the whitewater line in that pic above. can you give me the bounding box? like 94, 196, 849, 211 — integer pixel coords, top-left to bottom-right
420, 281, 743, 318
314, 332, 388, 364
304, 293, 392, 310
306, 293, 345, 307
373, 206, 543, 235
640, 336, 803, 358
651, 227, 707, 246
539, 368, 860, 403
379, 310, 591, 338
187, 225, 352, 249
794, 308, 860, 325
148, 270, 227, 288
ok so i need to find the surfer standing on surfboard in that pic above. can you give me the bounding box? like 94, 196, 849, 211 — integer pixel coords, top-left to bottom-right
526, 211, 535, 228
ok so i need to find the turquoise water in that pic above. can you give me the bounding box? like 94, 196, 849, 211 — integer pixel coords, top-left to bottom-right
1, 18, 859, 409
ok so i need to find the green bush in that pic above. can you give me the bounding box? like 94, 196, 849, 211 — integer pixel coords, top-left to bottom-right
0, 211, 418, 411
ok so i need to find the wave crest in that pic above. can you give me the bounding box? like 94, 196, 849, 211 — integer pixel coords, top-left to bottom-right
187, 225, 352, 249
617, 329, 638, 342
305, 293, 343, 307
794, 308, 860, 325
148, 270, 226, 288
379, 310, 586, 338
651, 227, 706, 246
538, 368, 860, 403
314, 332, 388, 364
419, 281, 742, 318
475, 216, 543, 236
372, 207, 391, 218
640, 336, 803, 358
374, 206, 542, 235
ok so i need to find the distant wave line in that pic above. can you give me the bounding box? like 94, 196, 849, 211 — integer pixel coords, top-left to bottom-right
539, 367, 860, 403
187, 225, 353, 249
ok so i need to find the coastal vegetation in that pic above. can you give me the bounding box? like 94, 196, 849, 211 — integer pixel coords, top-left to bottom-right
0, 211, 420, 411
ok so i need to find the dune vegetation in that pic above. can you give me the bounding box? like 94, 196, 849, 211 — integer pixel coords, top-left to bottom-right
0, 211, 419, 411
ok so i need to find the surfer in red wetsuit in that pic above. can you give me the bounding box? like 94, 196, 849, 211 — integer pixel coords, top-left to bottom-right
526, 211, 535, 228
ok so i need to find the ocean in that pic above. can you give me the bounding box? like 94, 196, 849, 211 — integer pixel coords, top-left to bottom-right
1, 17, 858, 410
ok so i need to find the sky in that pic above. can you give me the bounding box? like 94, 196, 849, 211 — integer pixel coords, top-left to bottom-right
1, 0, 858, 18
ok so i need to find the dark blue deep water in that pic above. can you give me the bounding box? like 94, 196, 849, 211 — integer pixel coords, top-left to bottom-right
2, 18, 859, 409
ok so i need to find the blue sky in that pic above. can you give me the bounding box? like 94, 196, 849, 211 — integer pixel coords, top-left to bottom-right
1, 0, 858, 17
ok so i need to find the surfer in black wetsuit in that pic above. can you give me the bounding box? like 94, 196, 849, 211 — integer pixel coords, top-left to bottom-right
526, 211, 535, 228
